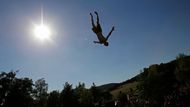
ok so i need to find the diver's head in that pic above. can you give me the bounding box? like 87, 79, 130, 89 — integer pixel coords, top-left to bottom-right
104, 42, 109, 46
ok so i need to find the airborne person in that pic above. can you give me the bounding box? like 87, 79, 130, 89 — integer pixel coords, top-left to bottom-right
90, 11, 114, 46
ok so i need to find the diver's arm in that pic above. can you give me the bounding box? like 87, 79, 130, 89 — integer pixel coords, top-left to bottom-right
106, 26, 115, 40
93, 41, 101, 44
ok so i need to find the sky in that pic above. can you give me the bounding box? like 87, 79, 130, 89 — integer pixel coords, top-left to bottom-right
0, 0, 190, 91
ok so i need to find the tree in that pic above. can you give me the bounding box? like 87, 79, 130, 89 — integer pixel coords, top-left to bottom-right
75, 82, 93, 107
0, 71, 16, 106
0, 71, 33, 107
138, 63, 178, 106
90, 83, 102, 106
47, 90, 60, 107
60, 82, 78, 107
33, 78, 48, 107
176, 53, 187, 60
175, 55, 190, 83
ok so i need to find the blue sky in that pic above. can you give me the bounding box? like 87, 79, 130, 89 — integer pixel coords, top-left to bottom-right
0, 0, 190, 91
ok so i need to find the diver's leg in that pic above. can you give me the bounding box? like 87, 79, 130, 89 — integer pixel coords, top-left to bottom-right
94, 11, 100, 25
106, 26, 115, 40
90, 13, 95, 27
94, 11, 103, 33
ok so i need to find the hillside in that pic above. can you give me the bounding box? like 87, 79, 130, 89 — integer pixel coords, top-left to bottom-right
98, 54, 190, 104
97, 83, 119, 92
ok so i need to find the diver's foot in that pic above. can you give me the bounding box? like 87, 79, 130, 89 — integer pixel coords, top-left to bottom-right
90, 13, 92, 16
112, 26, 115, 31
94, 11, 98, 15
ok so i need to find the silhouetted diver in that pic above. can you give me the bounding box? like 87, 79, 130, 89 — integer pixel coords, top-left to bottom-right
90, 11, 114, 46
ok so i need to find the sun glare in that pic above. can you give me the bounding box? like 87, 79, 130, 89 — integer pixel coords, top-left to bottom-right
34, 24, 51, 42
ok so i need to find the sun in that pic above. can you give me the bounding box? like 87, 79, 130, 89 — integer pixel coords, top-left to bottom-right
33, 4, 53, 42
34, 24, 51, 42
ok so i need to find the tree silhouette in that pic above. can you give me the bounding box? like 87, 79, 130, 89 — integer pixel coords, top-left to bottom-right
47, 90, 60, 107
60, 82, 78, 107
0, 71, 33, 107
90, 83, 103, 107
175, 54, 190, 83
75, 82, 94, 107
33, 78, 48, 107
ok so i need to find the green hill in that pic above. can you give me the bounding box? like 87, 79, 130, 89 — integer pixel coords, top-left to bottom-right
97, 83, 119, 92
98, 54, 190, 106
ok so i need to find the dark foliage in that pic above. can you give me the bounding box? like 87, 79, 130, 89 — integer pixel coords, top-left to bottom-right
0, 71, 33, 107
0, 54, 189, 107
136, 54, 190, 106
0, 72, 112, 107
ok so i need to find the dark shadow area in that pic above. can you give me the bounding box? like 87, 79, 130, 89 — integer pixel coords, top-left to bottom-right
0, 54, 190, 107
